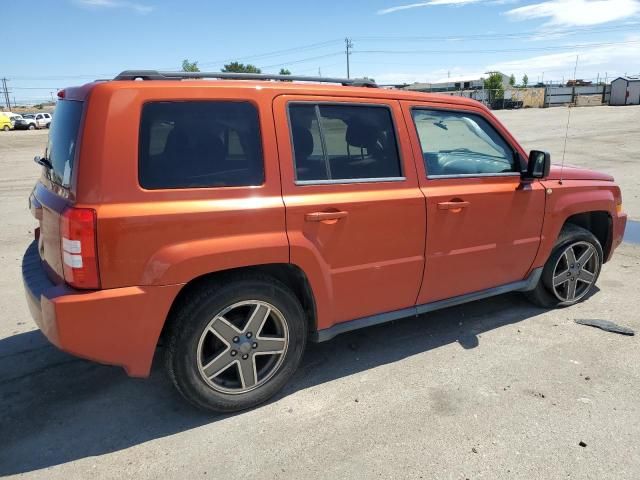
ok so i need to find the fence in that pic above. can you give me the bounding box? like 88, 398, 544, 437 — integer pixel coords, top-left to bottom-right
433, 88, 545, 109
428, 84, 611, 109
544, 84, 610, 107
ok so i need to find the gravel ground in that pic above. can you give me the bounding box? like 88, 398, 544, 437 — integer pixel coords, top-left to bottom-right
0, 106, 639, 479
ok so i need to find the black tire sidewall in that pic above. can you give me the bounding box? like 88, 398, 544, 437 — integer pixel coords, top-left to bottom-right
167, 278, 307, 412
540, 227, 603, 307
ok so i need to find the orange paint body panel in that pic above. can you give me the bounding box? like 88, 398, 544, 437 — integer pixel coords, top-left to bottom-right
22, 79, 627, 377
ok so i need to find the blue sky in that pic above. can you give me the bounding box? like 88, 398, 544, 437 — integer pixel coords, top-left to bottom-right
3, 0, 640, 103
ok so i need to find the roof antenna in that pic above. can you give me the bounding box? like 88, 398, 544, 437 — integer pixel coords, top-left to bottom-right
560, 55, 578, 185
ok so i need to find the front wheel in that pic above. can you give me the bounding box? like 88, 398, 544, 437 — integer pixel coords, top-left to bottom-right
2, 125, 9, 132
525, 224, 602, 308
165, 275, 307, 412
28, 124, 35, 130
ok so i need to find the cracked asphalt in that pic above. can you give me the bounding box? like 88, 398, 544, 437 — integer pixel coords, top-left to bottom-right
1, 105, 639, 479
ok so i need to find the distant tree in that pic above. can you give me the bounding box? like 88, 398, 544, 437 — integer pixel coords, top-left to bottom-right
279, 68, 291, 75
522, 73, 529, 87
222, 62, 262, 73
509, 74, 516, 87
483, 72, 504, 103
181, 59, 200, 72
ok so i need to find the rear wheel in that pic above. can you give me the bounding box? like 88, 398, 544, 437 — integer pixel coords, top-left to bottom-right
2, 125, 9, 131
526, 224, 602, 308
165, 275, 307, 412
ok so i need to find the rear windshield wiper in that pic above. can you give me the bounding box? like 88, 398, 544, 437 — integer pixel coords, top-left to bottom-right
34, 156, 53, 170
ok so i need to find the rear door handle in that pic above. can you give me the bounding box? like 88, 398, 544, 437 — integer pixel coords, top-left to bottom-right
437, 201, 470, 210
305, 211, 349, 222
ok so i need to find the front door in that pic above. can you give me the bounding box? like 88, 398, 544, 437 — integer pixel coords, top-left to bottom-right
274, 95, 426, 330
402, 101, 546, 304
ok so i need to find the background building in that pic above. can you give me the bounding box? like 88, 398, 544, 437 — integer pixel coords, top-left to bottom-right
610, 76, 640, 105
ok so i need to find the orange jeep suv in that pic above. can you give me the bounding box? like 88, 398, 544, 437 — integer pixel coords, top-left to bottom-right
23, 71, 627, 412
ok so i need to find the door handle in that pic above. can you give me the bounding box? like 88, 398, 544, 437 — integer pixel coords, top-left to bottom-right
437, 201, 470, 210
305, 211, 349, 222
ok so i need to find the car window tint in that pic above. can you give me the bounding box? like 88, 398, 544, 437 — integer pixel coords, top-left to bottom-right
411, 109, 517, 177
289, 104, 402, 182
139, 101, 264, 189
46, 100, 83, 188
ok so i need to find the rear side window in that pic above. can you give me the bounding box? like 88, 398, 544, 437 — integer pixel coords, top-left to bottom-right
289, 103, 402, 182
46, 100, 83, 188
139, 101, 264, 189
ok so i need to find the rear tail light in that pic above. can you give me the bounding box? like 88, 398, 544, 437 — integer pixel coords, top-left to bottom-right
60, 207, 100, 289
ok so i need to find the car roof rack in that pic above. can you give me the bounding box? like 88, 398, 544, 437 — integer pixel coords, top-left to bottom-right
113, 70, 378, 88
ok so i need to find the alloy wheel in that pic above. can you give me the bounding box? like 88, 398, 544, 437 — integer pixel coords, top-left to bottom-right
196, 300, 289, 394
550, 241, 599, 302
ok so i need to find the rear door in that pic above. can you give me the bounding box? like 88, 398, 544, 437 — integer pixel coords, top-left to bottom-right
273, 95, 426, 329
401, 101, 545, 304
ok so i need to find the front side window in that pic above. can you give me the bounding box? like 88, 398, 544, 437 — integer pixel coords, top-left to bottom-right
289, 103, 402, 182
411, 109, 518, 177
139, 101, 264, 189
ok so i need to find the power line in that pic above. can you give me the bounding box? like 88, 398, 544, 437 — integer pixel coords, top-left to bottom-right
193, 39, 344, 68
353, 22, 640, 43
354, 39, 640, 56
258, 52, 343, 71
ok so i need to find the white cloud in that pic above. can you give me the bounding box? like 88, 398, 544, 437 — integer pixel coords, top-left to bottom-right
487, 35, 640, 80
373, 68, 484, 84
377, 0, 483, 15
369, 36, 640, 84
75, 0, 154, 14
505, 0, 640, 26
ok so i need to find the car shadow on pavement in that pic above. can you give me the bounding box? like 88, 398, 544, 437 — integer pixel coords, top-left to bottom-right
0, 292, 550, 475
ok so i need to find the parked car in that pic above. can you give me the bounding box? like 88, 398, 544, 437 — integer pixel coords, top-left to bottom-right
14, 112, 52, 129
1, 112, 23, 129
23, 71, 627, 412
0, 113, 11, 131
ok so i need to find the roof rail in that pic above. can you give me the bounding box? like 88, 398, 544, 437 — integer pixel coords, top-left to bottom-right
113, 70, 378, 88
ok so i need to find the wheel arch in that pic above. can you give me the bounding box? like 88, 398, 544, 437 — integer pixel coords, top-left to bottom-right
158, 263, 318, 347
563, 211, 613, 262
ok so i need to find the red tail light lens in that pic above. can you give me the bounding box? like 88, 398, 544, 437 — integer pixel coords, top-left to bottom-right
60, 207, 100, 289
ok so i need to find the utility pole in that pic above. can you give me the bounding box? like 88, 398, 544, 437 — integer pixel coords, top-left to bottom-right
345, 38, 353, 79
1, 78, 11, 110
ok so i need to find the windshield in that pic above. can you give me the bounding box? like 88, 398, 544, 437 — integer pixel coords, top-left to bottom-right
46, 100, 83, 188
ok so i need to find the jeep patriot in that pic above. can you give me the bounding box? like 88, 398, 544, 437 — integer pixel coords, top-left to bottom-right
22, 71, 627, 412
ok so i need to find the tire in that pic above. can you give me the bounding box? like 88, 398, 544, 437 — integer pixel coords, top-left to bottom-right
28, 124, 35, 130
2, 125, 9, 132
165, 274, 308, 412
525, 224, 603, 308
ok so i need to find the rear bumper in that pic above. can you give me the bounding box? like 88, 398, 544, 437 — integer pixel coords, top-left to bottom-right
22, 241, 182, 377
607, 211, 627, 261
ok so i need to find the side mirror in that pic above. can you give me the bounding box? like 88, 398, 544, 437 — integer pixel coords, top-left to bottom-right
524, 150, 551, 179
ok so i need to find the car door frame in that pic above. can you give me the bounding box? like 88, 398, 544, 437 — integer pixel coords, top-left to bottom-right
273, 94, 427, 334
400, 99, 546, 304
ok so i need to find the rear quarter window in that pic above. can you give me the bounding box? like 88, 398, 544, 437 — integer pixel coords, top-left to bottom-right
139, 101, 264, 189
46, 100, 83, 188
